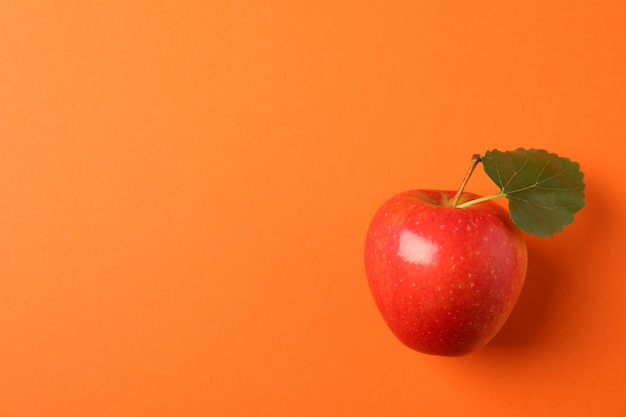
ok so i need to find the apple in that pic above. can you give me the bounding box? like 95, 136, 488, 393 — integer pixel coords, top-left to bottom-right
364, 189, 527, 356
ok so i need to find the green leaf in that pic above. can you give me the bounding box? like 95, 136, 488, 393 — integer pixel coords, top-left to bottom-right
482, 148, 585, 238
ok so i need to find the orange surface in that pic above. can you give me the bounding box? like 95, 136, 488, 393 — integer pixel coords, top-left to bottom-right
1, 1, 625, 416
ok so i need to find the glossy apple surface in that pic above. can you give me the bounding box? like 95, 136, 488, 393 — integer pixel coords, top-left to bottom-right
364, 190, 527, 356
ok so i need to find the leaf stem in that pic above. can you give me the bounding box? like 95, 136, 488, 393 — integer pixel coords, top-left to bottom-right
451, 154, 483, 207
455, 191, 505, 208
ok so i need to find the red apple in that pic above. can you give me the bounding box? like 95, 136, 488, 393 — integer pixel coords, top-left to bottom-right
364, 189, 527, 356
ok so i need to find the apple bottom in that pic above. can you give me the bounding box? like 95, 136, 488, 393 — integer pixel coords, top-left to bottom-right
364, 190, 527, 356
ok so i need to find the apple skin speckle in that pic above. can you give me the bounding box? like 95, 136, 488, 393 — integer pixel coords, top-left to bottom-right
364, 189, 527, 356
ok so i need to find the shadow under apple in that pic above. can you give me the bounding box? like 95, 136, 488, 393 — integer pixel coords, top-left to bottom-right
484, 174, 601, 352
486, 241, 558, 348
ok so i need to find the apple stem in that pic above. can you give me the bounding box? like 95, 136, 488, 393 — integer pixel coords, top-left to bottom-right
451, 154, 483, 207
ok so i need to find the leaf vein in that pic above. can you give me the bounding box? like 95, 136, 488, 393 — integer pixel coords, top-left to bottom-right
503, 154, 529, 190
509, 196, 580, 209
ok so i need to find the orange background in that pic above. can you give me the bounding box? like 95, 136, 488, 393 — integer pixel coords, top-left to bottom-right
1, 1, 625, 416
